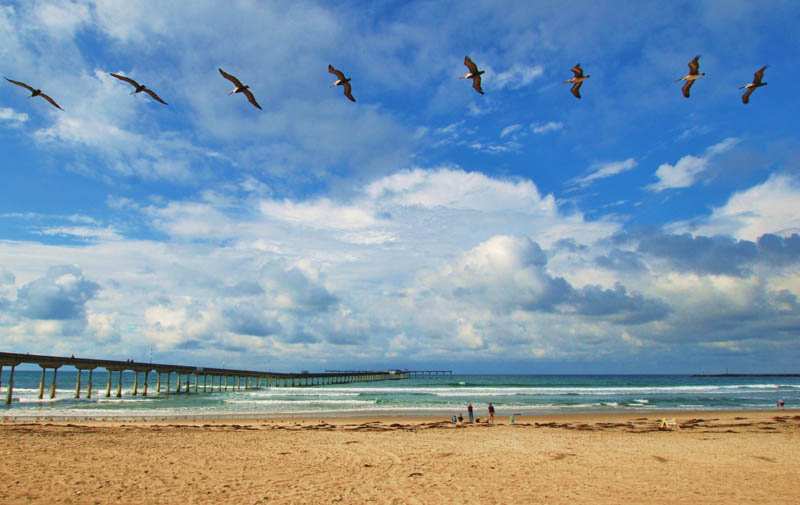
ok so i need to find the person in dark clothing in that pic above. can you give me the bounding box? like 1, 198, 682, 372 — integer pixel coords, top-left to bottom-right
488, 402, 495, 424
467, 402, 474, 423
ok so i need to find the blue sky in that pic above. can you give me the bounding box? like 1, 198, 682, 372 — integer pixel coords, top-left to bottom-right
1, 0, 799, 373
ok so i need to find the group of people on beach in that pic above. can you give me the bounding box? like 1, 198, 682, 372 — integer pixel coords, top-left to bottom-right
454, 402, 495, 425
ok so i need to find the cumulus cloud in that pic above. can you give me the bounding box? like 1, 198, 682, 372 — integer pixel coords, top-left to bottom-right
647, 138, 740, 192
15, 265, 99, 320
673, 174, 800, 240
423, 235, 669, 324
570, 158, 637, 188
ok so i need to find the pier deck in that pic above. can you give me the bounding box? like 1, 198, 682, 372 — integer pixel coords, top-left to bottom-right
0, 351, 406, 405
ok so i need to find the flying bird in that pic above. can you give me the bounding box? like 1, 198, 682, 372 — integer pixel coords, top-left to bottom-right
328, 64, 356, 102
109, 73, 168, 105
4, 78, 63, 110
218, 68, 262, 110
677, 55, 705, 98
564, 64, 590, 99
462, 56, 485, 95
740, 65, 767, 104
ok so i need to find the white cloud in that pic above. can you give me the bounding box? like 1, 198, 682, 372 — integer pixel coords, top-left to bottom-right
647, 137, 740, 192
39, 226, 121, 241
490, 64, 544, 90
671, 174, 800, 240
531, 121, 563, 134
500, 124, 523, 139
570, 158, 637, 188
35, 1, 91, 36
0, 107, 29, 126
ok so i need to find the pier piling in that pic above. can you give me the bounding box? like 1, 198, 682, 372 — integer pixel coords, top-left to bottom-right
5, 364, 15, 405
50, 368, 58, 399
87, 369, 93, 399
38, 367, 46, 400
75, 369, 82, 399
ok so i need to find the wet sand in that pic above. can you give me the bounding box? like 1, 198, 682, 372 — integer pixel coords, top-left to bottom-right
1, 410, 798, 504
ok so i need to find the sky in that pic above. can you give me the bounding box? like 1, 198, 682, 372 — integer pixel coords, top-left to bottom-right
1, 0, 799, 374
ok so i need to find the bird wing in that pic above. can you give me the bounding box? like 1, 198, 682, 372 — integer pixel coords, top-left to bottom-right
342, 81, 356, 102
143, 88, 168, 105
328, 64, 346, 81
472, 74, 484, 94
464, 56, 479, 74
688, 55, 700, 75
110, 73, 140, 88
242, 88, 262, 110
571, 82, 582, 99
741, 87, 753, 104
5, 78, 35, 93
752, 65, 767, 84
682, 79, 694, 98
40, 93, 63, 110
571, 64, 583, 78
218, 68, 244, 87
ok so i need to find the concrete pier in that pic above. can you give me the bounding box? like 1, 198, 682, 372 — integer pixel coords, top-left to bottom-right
0, 351, 408, 405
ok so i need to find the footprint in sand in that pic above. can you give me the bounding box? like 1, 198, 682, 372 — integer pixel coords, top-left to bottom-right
652, 456, 668, 463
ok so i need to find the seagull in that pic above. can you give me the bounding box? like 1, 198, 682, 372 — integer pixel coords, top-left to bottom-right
218, 68, 262, 110
4, 78, 63, 110
677, 55, 705, 98
740, 65, 767, 104
109, 73, 168, 105
564, 64, 590, 99
327, 64, 356, 102
462, 56, 485, 95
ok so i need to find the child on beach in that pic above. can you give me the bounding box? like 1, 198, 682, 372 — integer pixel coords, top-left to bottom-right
488, 402, 495, 424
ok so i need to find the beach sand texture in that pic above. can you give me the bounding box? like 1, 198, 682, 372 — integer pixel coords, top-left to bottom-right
1, 411, 798, 504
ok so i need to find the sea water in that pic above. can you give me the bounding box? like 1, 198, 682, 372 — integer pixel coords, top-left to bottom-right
1, 371, 798, 419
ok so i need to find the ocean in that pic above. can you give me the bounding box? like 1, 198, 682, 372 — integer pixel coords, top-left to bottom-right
1, 371, 798, 419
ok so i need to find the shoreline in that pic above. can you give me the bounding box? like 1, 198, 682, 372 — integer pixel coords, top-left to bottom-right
3, 407, 797, 425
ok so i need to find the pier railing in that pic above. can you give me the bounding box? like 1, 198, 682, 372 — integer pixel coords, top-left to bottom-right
0, 351, 407, 405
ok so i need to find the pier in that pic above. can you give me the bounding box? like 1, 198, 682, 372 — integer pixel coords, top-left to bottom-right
0, 351, 407, 405
401, 370, 453, 377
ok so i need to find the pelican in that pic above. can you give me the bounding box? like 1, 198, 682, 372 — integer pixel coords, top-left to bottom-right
462, 56, 484, 95
218, 68, 262, 110
740, 65, 767, 104
4, 78, 63, 110
677, 55, 705, 98
564, 64, 589, 99
327, 64, 356, 102
109, 73, 168, 105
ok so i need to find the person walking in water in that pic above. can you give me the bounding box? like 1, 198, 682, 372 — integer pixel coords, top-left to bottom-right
467, 402, 474, 424
488, 402, 495, 424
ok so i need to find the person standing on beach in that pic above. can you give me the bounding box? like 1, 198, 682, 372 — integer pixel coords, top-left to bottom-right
488, 402, 495, 424
467, 402, 474, 423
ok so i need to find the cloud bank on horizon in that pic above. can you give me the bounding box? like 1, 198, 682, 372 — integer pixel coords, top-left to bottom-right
1, 0, 799, 373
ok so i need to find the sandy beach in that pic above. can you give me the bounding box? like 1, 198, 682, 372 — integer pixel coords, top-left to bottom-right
1, 410, 798, 504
